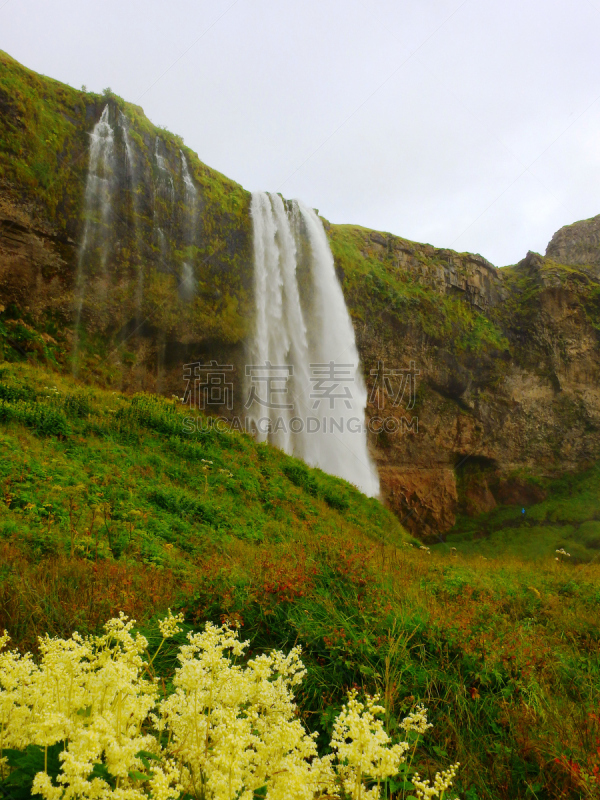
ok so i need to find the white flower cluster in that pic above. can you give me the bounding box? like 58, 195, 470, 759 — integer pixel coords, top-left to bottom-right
331, 691, 409, 800
555, 548, 571, 560
413, 762, 460, 799
157, 608, 184, 639
400, 704, 433, 735
1, 613, 159, 800
0, 615, 459, 800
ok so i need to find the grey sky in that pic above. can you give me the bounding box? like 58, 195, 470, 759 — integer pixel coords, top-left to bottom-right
1, 0, 599, 266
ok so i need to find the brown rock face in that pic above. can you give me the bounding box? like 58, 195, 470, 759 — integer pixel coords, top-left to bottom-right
363, 229, 505, 310
349, 236, 600, 538
494, 478, 547, 506
463, 478, 497, 516
378, 466, 458, 539
546, 214, 600, 273
0, 200, 74, 320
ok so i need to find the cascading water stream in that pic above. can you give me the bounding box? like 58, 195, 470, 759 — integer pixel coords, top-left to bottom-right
73, 104, 115, 372
119, 111, 144, 317
248, 191, 379, 497
180, 151, 198, 300
181, 151, 197, 206
73, 105, 204, 384
153, 137, 175, 274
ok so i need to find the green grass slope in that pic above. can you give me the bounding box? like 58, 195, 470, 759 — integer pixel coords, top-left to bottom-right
0, 361, 405, 595
1, 363, 600, 799
443, 463, 600, 562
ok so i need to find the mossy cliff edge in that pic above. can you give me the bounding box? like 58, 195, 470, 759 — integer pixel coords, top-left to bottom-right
1, 50, 600, 537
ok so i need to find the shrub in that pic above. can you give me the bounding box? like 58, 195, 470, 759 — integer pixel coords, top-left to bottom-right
63, 391, 92, 419
283, 462, 318, 496
0, 399, 70, 437
0, 613, 459, 800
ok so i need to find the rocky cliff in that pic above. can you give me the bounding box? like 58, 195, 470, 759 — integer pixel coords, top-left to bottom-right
336, 226, 600, 536
546, 213, 600, 272
2, 50, 600, 538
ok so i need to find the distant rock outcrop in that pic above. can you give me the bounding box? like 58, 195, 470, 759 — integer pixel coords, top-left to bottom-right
546, 214, 600, 274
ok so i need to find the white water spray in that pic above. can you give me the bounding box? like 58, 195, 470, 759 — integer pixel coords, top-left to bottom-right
248, 192, 379, 497
154, 137, 169, 174
155, 137, 175, 201
181, 151, 197, 202
120, 111, 136, 183
180, 262, 195, 301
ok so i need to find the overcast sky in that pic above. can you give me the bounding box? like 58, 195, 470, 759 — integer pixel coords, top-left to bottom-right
1, 0, 599, 265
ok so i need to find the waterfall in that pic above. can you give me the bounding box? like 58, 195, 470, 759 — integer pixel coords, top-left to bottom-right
75, 105, 115, 295
73, 105, 115, 371
248, 191, 379, 497
72, 105, 206, 383
180, 262, 195, 301
180, 151, 198, 299
153, 137, 175, 276
154, 136, 169, 174
154, 136, 175, 202
181, 150, 197, 204
119, 111, 143, 316
120, 111, 136, 183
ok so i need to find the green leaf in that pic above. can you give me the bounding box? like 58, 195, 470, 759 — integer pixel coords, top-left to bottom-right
136, 750, 162, 770
128, 770, 152, 781
89, 762, 116, 788
136, 750, 161, 761
0, 744, 63, 798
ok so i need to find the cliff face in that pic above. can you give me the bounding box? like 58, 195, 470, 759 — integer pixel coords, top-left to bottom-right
335, 226, 600, 536
323, 225, 498, 533
0, 51, 252, 393
2, 51, 600, 538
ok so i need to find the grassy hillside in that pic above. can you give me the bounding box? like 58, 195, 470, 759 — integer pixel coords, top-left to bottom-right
442, 461, 600, 562
0, 361, 405, 639
1, 362, 600, 799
